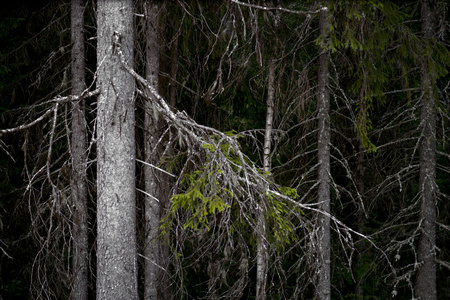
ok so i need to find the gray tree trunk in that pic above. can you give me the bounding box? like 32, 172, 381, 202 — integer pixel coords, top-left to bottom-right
169, 32, 179, 108
354, 141, 365, 300
96, 0, 138, 299
144, 2, 164, 299
415, 1, 437, 299
70, 0, 88, 299
316, 6, 331, 300
263, 60, 276, 174
256, 59, 276, 300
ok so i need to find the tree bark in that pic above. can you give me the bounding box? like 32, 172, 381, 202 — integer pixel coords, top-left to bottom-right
415, 1, 437, 299
144, 2, 164, 299
256, 59, 276, 300
354, 141, 365, 300
263, 60, 276, 174
96, 0, 138, 299
169, 32, 179, 108
70, 0, 88, 299
316, 6, 331, 300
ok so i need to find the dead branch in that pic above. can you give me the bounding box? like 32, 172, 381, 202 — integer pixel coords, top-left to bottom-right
230, 0, 326, 16
0, 89, 99, 137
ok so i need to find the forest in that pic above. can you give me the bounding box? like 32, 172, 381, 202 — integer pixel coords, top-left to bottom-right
0, 0, 449, 299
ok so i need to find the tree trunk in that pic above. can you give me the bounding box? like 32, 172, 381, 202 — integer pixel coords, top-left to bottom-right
263, 60, 276, 174
96, 0, 138, 299
316, 6, 331, 300
256, 59, 276, 300
70, 0, 88, 299
144, 2, 164, 299
415, 1, 437, 299
169, 32, 179, 108
354, 141, 365, 300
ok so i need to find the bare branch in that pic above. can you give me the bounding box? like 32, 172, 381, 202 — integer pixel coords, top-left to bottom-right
0, 108, 54, 137
136, 158, 176, 178
230, 0, 326, 16
0, 89, 99, 137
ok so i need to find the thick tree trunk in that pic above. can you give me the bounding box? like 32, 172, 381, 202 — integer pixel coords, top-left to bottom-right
415, 1, 437, 299
70, 0, 88, 299
256, 59, 276, 300
96, 1, 138, 299
316, 6, 331, 300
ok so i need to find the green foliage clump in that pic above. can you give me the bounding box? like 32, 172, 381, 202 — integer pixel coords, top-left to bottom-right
160, 134, 240, 234
266, 187, 301, 247
166, 162, 232, 231
161, 131, 301, 251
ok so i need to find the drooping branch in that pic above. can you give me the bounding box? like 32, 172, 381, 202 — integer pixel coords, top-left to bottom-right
111, 29, 397, 225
